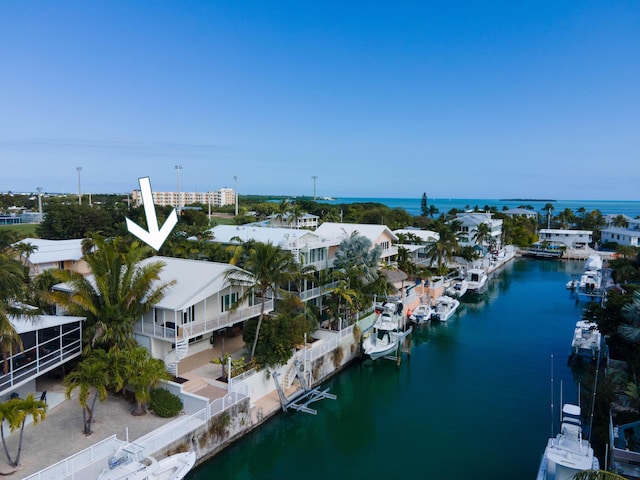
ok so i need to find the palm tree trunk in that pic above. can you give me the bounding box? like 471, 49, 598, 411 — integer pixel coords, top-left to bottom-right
1, 424, 15, 467
13, 419, 26, 466
250, 292, 267, 360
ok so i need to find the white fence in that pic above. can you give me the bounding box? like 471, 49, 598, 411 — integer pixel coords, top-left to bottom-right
23, 435, 121, 480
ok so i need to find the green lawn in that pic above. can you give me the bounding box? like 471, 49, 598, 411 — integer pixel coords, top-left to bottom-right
0, 223, 39, 238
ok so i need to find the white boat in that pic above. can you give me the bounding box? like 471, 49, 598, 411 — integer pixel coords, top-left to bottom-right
584, 253, 603, 271
363, 301, 411, 360
430, 295, 460, 322
98, 443, 196, 480
536, 404, 599, 480
571, 320, 602, 360
465, 268, 488, 292
409, 303, 432, 324
446, 277, 468, 298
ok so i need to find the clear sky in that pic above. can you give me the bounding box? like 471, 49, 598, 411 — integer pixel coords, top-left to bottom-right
1, 1, 638, 200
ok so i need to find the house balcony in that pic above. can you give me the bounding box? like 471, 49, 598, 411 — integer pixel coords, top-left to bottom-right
134, 300, 275, 342
0, 326, 83, 394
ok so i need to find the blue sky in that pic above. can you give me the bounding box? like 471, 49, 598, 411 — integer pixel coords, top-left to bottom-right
1, 1, 638, 200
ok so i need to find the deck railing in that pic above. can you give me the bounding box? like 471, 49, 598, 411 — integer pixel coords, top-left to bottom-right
134, 301, 274, 341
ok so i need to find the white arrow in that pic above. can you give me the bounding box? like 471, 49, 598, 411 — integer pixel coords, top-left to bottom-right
126, 177, 178, 251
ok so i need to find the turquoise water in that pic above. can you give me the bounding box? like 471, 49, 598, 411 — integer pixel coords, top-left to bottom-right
188, 259, 590, 480
318, 197, 640, 217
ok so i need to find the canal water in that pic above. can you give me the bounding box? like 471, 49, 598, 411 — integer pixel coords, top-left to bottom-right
189, 258, 589, 479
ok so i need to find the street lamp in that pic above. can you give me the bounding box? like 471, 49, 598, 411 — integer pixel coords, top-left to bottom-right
76, 167, 82, 205
36, 187, 43, 222
233, 176, 238, 216
312, 175, 317, 200
175, 165, 183, 214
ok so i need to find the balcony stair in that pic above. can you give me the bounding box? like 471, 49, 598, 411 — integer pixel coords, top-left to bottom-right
165, 337, 189, 377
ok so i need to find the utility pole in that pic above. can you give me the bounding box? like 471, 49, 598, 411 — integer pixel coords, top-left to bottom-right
312, 175, 317, 200
36, 187, 43, 222
175, 165, 183, 214
76, 167, 82, 205
233, 176, 238, 216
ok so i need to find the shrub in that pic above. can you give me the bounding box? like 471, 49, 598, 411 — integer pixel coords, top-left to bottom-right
149, 388, 183, 418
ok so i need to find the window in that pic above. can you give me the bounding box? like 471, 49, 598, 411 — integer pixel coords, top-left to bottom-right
222, 292, 239, 312
182, 305, 195, 324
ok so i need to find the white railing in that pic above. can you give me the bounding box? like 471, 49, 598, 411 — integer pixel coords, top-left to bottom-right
23, 435, 121, 480
135, 301, 274, 341
210, 391, 249, 416
137, 408, 208, 455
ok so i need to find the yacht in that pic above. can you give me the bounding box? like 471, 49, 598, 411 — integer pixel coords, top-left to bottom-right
465, 268, 488, 292
98, 442, 196, 480
431, 295, 460, 322
571, 320, 602, 360
536, 404, 599, 480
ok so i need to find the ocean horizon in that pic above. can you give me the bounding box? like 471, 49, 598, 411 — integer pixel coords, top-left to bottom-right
316, 197, 640, 218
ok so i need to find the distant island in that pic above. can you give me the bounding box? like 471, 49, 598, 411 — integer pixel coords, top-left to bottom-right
499, 198, 557, 202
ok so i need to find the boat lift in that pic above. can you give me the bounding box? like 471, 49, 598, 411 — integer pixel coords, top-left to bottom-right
272, 360, 337, 415
382, 326, 413, 366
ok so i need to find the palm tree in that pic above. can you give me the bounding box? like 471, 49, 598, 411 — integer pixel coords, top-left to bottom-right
224, 242, 296, 360
333, 232, 382, 287
472, 223, 493, 256
126, 346, 169, 416
64, 351, 110, 435
0, 253, 30, 373
46, 235, 174, 353
543, 203, 555, 229
424, 223, 460, 275
330, 275, 358, 328
612, 214, 629, 228
12, 241, 38, 268
0, 394, 47, 466
618, 290, 640, 342
287, 202, 304, 229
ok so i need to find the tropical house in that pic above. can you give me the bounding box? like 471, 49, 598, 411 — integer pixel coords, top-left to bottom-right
13, 238, 89, 278
314, 222, 399, 266
0, 314, 85, 400
503, 207, 538, 220
266, 212, 319, 230
452, 212, 503, 252
601, 218, 640, 247
207, 225, 338, 311
393, 228, 439, 268
538, 228, 593, 249
130, 257, 273, 378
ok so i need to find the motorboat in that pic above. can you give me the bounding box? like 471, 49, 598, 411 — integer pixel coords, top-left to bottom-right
571, 320, 602, 360
536, 404, 599, 480
465, 268, 488, 292
430, 295, 460, 322
409, 303, 432, 324
446, 277, 468, 298
98, 442, 196, 480
363, 301, 411, 360
584, 253, 603, 271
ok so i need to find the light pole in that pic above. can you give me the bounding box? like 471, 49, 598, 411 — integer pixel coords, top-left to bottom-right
175, 165, 183, 214
36, 187, 43, 222
76, 167, 82, 205
233, 176, 238, 216
312, 175, 317, 200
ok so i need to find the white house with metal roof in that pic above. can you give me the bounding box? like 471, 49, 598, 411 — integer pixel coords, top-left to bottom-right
266, 212, 319, 229
538, 228, 592, 248
393, 228, 439, 267
452, 212, 503, 251
314, 222, 399, 264
13, 238, 89, 277
132, 256, 273, 377
601, 225, 640, 247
